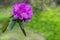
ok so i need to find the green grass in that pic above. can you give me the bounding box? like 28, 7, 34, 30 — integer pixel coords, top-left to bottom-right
0, 6, 60, 40
25, 7, 60, 40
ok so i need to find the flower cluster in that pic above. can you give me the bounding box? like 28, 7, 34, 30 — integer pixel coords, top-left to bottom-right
13, 3, 33, 22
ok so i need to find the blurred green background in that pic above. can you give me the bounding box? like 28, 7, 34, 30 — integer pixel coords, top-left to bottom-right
0, 0, 60, 40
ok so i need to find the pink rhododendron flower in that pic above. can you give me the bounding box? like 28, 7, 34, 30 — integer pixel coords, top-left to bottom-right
13, 3, 33, 22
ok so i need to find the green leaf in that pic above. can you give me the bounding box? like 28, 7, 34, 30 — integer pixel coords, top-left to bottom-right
20, 20, 24, 28
18, 20, 26, 36
8, 18, 16, 30
1, 18, 10, 33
